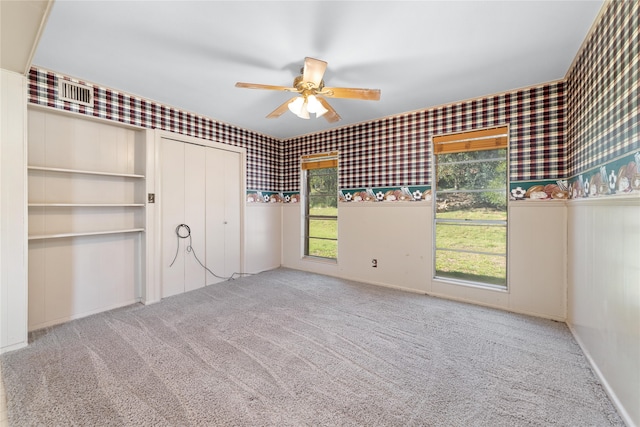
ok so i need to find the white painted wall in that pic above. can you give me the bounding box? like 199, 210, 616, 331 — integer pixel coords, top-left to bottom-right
567, 196, 640, 427
507, 201, 567, 319
245, 204, 281, 275
0, 69, 28, 353
283, 203, 433, 292
142, 131, 157, 304
282, 201, 567, 320
337, 203, 431, 293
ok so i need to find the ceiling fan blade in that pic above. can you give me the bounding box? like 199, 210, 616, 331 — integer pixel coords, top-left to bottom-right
317, 97, 341, 123
235, 82, 297, 92
302, 57, 327, 87
322, 87, 381, 101
266, 97, 297, 119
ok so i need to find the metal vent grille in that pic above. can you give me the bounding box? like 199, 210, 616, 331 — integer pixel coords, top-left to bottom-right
58, 80, 93, 107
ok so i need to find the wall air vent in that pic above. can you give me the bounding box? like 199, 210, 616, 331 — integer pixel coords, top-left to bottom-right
58, 80, 93, 107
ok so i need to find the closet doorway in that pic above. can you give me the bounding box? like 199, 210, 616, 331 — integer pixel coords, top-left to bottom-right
158, 134, 245, 298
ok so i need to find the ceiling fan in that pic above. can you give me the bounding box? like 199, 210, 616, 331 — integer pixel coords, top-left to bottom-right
235, 57, 381, 123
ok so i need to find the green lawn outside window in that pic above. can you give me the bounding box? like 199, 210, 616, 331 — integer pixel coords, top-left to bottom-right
305, 167, 338, 259
434, 148, 508, 288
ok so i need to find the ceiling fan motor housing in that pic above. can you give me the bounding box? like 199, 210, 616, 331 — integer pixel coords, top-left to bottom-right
294, 75, 324, 92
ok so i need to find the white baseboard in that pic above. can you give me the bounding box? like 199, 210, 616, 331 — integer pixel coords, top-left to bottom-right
0, 340, 28, 355
27, 298, 141, 332
567, 323, 635, 427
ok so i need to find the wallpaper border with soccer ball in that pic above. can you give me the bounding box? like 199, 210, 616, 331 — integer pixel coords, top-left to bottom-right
509, 151, 640, 202
250, 148, 640, 205
259, 150, 640, 205
247, 186, 432, 205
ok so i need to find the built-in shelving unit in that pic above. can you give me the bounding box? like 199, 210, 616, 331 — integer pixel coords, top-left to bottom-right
28, 203, 145, 207
27, 165, 145, 179
27, 134, 147, 240
28, 228, 146, 240
27, 107, 147, 331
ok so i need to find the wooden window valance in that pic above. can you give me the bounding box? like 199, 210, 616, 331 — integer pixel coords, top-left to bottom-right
301, 151, 338, 170
433, 126, 508, 155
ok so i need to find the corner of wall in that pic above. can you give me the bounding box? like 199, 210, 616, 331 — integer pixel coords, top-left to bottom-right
0, 69, 29, 353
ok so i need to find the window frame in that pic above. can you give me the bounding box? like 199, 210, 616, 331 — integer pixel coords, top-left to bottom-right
431, 126, 510, 290
301, 152, 338, 260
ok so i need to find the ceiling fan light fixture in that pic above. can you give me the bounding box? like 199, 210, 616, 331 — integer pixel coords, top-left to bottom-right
306, 95, 328, 118
288, 96, 310, 119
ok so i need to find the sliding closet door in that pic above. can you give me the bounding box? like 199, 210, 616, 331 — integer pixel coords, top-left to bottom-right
184, 143, 206, 292
204, 148, 225, 282
222, 149, 241, 277
205, 148, 241, 283
161, 136, 242, 296
160, 138, 186, 298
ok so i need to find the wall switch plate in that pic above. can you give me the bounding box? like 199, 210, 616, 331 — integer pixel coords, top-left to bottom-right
148, 193, 155, 203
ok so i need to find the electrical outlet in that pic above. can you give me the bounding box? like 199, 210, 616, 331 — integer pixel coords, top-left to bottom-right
371, 259, 377, 268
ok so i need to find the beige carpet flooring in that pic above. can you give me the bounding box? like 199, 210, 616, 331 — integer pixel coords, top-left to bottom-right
0, 268, 623, 426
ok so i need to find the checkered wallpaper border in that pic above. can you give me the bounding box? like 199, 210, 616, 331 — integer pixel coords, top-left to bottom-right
27, 68, 282, 192
566, 0, 639, 178
281, 82, 566, 192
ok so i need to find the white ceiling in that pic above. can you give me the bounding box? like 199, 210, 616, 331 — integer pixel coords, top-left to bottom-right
31, 1, 604, 140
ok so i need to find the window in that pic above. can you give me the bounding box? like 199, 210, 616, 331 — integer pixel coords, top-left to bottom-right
302, 152, 338, 259
433, 126, 508, 288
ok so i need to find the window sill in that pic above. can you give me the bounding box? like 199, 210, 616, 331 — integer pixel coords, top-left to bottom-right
432, 276, 508, 293
338, 201, 430, 208
302, 256, 338, 265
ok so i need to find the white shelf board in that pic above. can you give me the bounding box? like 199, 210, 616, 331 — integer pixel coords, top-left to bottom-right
28, 165, 145, 179
28, 203, 145, 207
28, 228, 145, 240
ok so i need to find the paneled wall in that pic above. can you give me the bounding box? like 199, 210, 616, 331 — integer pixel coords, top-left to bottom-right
245, 204, 282, 275
0, 70, 28, 353
567, 198, 639, 426
564, 1, 639, 426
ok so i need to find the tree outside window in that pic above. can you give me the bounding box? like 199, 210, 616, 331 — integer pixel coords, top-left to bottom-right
433, 127, 508, 288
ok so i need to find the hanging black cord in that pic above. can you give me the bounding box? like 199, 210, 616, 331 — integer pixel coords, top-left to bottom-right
169, 224, 191, 267
169, 223, 253, 281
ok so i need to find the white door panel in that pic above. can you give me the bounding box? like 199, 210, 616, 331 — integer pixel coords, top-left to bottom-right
223, 149, 241, 277
205, 148, 226, 284
184, 143, 206, 291
161, 138, 186, 298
